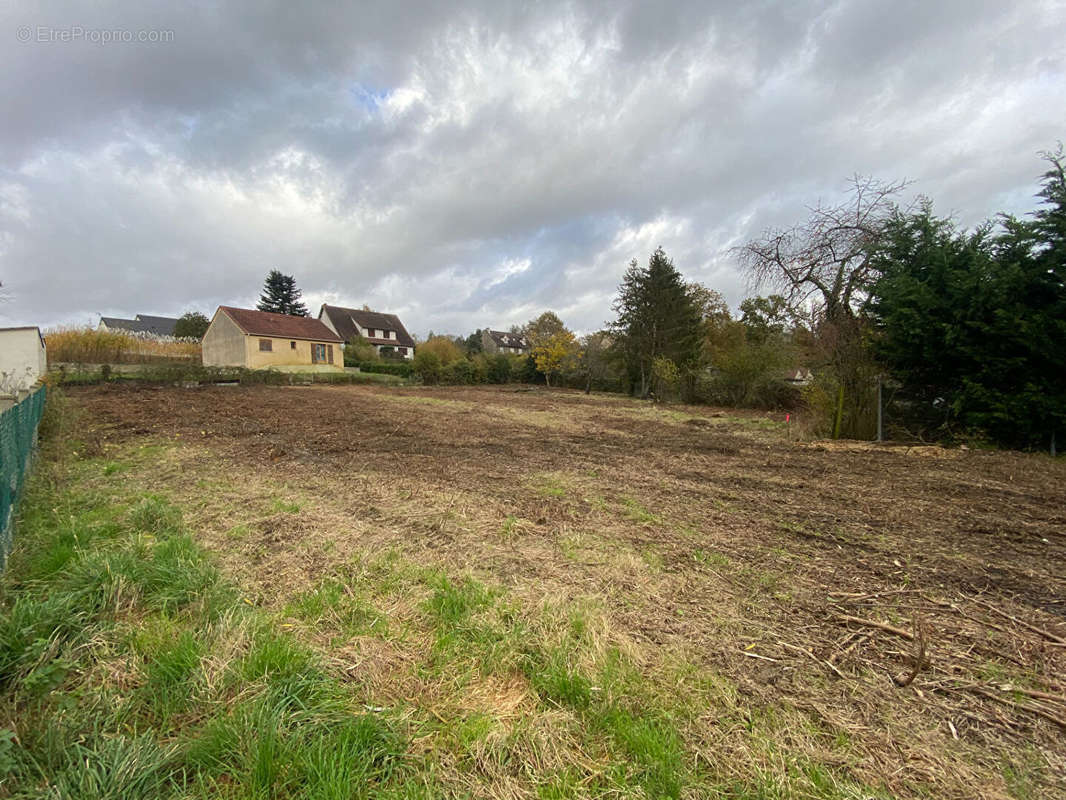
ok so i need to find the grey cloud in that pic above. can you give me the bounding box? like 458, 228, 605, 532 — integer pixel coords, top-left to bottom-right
1, 0, 1063, 336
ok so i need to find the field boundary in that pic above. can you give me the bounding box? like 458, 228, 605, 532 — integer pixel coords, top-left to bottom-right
0, 382, 46, 569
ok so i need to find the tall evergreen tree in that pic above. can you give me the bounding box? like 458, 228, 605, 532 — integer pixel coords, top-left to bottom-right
610, 247, 703, 398
256, 270, 308, 316
869, 148, 1066, 448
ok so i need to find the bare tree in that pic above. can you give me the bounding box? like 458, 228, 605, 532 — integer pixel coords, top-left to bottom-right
735, 176, 910, 323
734, 176, 909, 438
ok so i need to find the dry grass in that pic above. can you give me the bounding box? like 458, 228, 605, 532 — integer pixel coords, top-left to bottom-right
45, 325, 200, 364
67, 383, 1066, 799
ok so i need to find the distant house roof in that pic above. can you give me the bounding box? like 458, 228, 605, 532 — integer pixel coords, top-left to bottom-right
134, 314, 179, 336
486, 330, 529, 350
218, 306, 343, 342
319, 304, 415, 348
100, 314, 180, 336
100, 316, 151, 333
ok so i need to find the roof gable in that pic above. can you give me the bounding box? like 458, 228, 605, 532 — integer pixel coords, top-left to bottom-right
218, 307, 343, 342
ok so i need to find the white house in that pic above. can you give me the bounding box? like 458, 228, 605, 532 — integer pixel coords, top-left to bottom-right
0, 327, 47, 391
318, 304, 416, 360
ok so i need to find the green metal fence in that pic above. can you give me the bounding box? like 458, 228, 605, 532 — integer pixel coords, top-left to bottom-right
0, 385, 47, 569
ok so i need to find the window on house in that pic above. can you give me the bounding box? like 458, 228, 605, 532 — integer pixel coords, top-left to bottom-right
366, 328, 375, 338
290, 341, 296, 349
398, 347, 407, 356
312, 343, 334, 364
259, 339, 272, 352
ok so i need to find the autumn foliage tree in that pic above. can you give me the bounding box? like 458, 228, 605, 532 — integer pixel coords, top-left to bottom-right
532, 329, 577, 387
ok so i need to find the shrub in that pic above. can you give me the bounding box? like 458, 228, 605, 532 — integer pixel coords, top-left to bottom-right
650, 357, 681, 403
412, 351, 443, 385
342, 336, 379, 365
354, 362, 412, 378
417, 336, 464, 366
442, 359, 478, 385
485, 354, 512, 384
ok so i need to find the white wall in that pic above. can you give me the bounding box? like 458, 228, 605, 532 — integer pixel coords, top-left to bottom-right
0, 328, 47, 390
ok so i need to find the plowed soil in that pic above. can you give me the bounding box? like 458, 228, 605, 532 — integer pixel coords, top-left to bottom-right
71, 383, 1066, 798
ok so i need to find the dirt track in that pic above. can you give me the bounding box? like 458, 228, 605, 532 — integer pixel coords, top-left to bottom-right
72, 383, 1066, 798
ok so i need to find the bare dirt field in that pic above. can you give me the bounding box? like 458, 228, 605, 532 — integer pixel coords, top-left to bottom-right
69, 383, 1066, 798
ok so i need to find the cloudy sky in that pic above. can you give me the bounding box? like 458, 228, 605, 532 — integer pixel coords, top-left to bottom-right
1, 1, 1063, 336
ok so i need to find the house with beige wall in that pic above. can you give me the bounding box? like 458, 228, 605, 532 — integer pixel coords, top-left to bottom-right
202, 307, 344, 371
0, 327, 47, 392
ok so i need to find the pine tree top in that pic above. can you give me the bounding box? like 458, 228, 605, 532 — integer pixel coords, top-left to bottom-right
257, 269, 308, 316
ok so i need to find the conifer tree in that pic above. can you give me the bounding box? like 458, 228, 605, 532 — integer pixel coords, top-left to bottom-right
256, 270, 308, 316
610, 247, 703, 398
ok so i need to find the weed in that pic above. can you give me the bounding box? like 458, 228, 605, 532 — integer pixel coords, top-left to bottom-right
129, 495, 184, 534
620, 496, 661, 525
525, 648, 593, 710
693, 549, 731, 568
271, 498, 302, 514
501, 514, 519, 538
424, 573, 491, 628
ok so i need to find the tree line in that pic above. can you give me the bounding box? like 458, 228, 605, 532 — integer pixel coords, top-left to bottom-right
172, 147, 1065, 450
403, 146, 1064, 450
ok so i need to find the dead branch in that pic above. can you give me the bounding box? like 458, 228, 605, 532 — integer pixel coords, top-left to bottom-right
966, 687, 1066, 730
835, 613, 914, 640
970, 597, 1066, 644
780, 641, 847, 679
740, 651, 779, 663
829, 631, 872, 665
893, 615, 928, 687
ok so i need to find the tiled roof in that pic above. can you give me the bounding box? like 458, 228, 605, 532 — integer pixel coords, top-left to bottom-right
319, 304, 415, 348
218, 307, 342, 342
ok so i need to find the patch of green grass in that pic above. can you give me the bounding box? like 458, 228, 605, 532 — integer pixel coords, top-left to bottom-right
133, 620, 205, 720
1, 453, 411, 800
102, 460, 129, 476
225, 523, 251, 541
525, 647, 593, 710
620, 496, 661, 525
424, 572, 492, 628
501, 514, 519, 538
594, 705, 685, 799
271, 498, 302, 514
693, 548, 731, 568
287, 577, 386, 637
531, 473, 569, 498
43, 733, 181, 800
